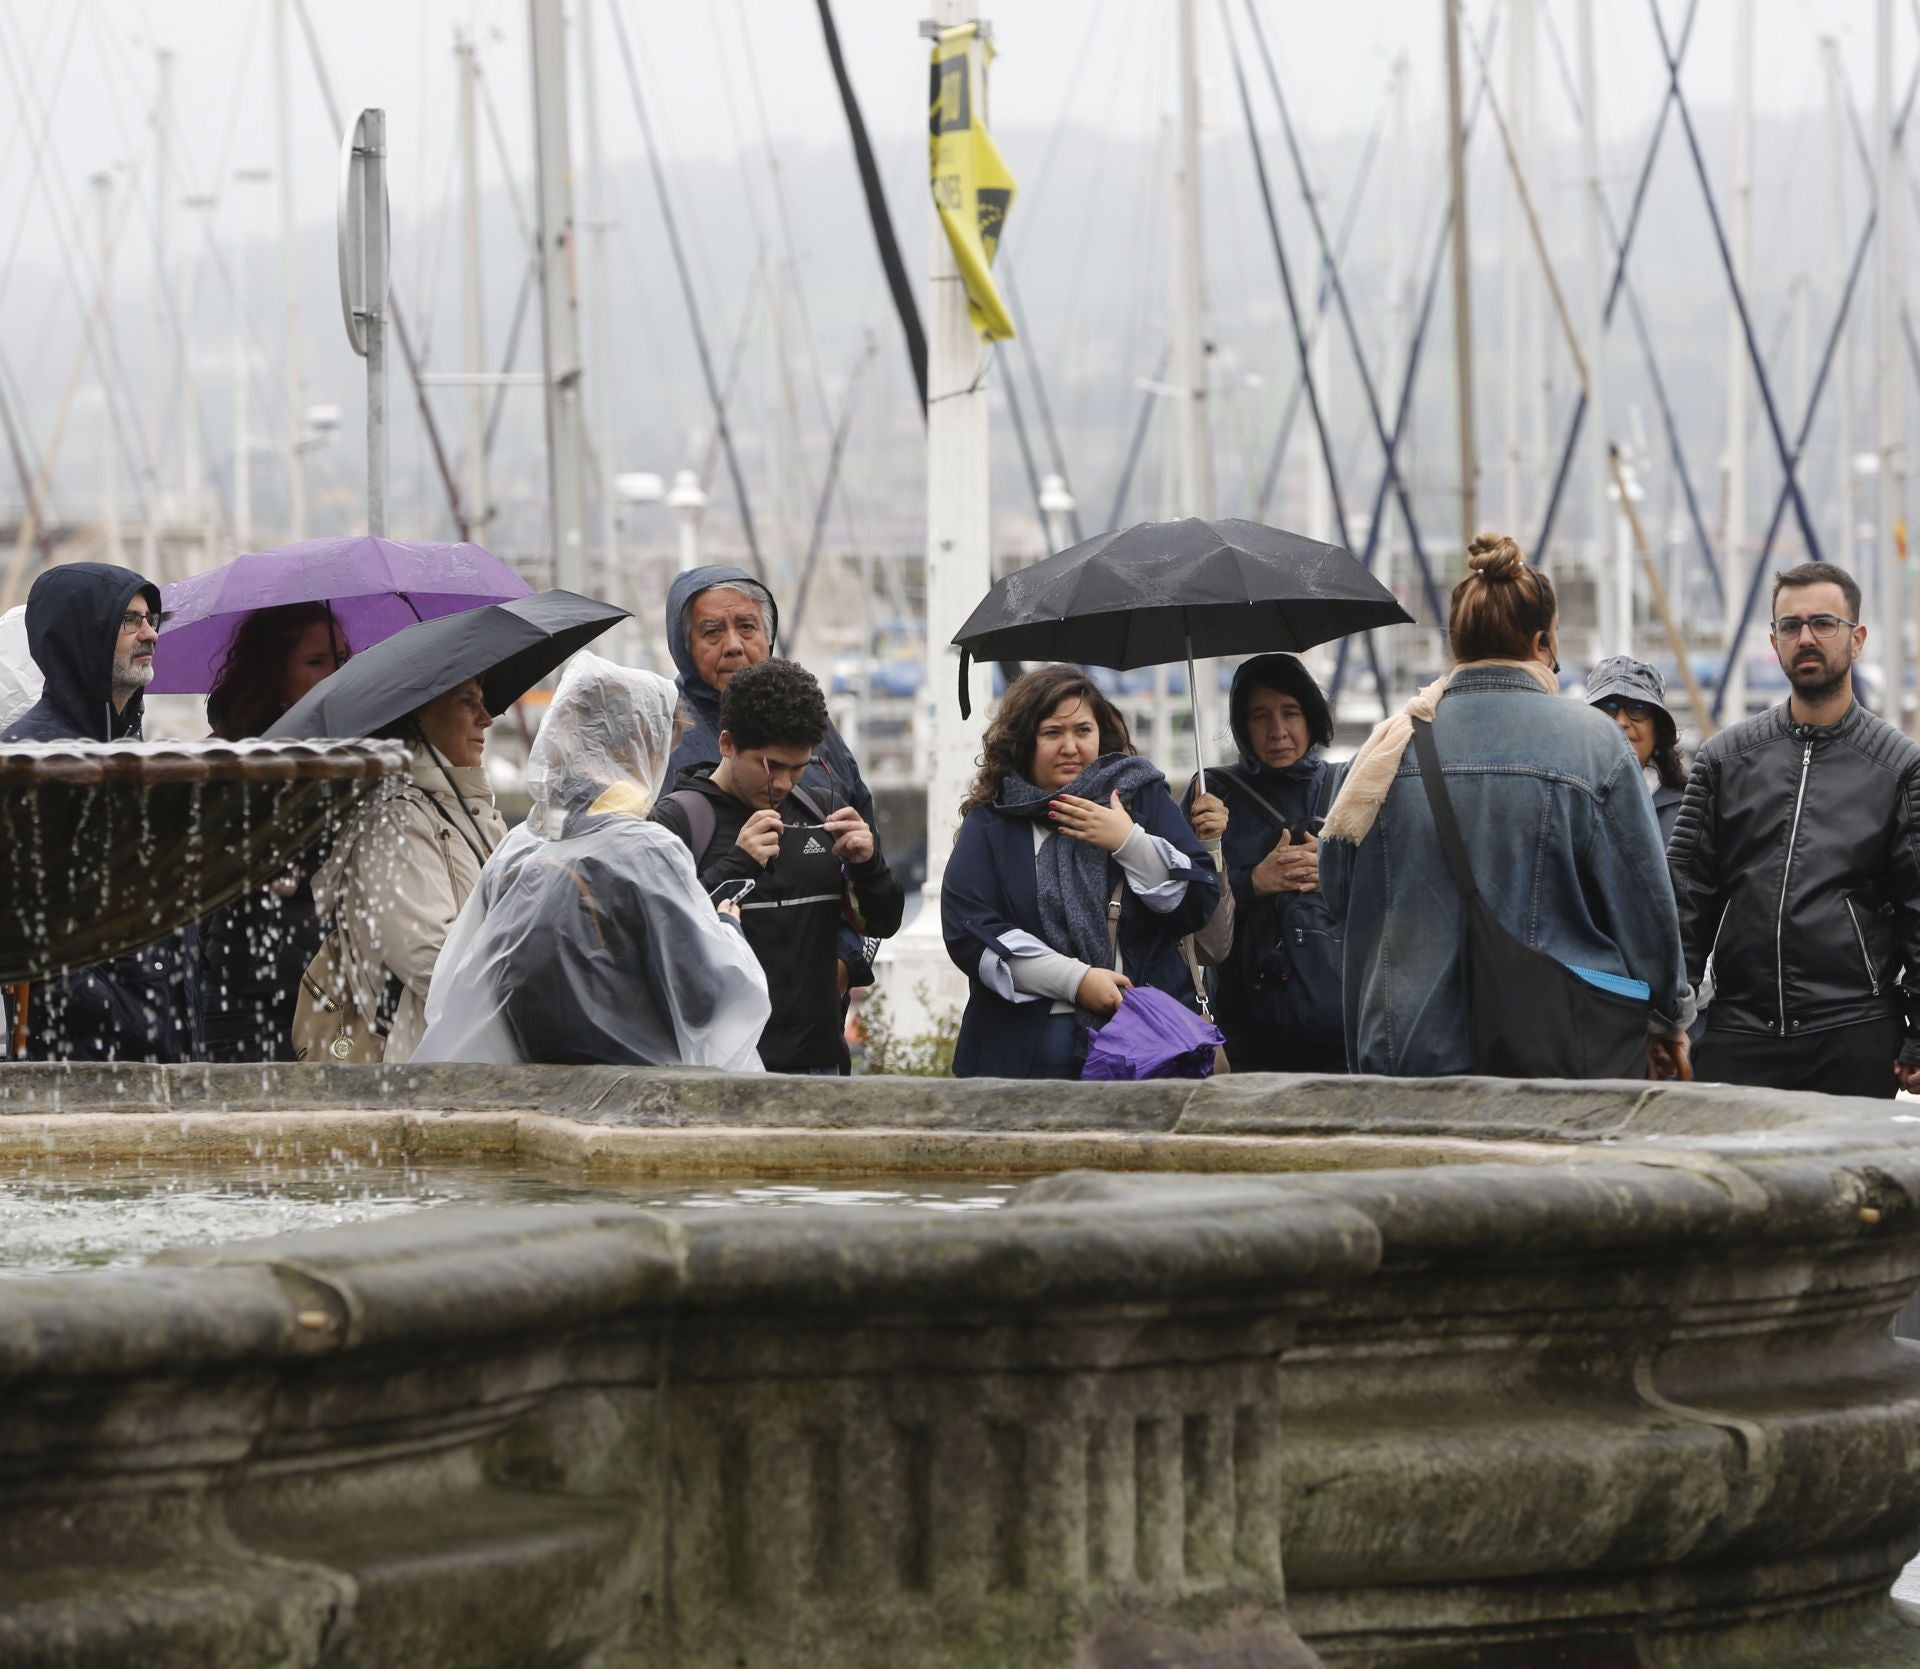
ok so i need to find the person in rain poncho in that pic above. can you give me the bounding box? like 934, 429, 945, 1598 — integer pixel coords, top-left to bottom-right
413, 654, 770, 1070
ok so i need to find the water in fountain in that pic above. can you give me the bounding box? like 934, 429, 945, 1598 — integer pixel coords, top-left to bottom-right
0, 1151, 1018, 1275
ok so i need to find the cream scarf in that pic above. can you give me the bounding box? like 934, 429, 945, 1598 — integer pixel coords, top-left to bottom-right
1321, 658, 1561, 844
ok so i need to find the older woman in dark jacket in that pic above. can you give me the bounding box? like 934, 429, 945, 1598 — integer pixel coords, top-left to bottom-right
1183, 653, 1347, 1073
942, 664, 1219, 1080
1586, 656, 1687, 845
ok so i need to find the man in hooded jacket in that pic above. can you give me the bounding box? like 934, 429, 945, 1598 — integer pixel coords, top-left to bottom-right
664, 563, 886, 992
1, 562, 202, 1061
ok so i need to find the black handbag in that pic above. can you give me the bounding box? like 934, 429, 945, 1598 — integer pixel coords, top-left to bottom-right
1409, 717, 1649, 1079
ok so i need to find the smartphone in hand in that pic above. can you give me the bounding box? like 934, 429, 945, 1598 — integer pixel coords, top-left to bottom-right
709, 877, 757, 907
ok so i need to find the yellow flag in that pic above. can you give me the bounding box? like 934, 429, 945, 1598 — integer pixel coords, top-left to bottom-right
928, 24, 1016, 341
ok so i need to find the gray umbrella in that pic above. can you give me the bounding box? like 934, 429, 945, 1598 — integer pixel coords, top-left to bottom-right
953, 517, 1411, 784
264, 590, 627, 740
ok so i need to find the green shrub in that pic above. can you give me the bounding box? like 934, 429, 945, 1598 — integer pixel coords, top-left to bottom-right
854, 981, 961, 1077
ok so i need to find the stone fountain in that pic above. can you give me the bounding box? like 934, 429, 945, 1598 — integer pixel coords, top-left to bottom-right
0, 1064, 1917, 1667
2, 745, 1919, 1666
0, 737, 404, 981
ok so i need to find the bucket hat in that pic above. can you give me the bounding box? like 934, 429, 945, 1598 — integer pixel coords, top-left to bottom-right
1586, 656, 1676, 747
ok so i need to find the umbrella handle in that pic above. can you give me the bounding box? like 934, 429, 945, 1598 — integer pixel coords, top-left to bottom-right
1186, 630, 1205, 797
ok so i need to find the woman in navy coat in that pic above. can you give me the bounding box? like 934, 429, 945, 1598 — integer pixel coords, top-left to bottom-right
942, 663, 1220, 1080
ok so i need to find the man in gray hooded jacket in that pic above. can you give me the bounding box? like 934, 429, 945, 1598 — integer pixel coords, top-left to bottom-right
664, 564, 886, 992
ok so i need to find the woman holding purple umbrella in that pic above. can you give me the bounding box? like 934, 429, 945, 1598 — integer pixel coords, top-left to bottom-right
196, 603, 351, 1061
205, 603, 350, 742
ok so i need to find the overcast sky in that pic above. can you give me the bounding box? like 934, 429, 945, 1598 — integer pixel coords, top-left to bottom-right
4, 0, 1906, 264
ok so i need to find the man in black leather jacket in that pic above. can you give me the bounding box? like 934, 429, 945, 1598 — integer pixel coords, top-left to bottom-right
1668, 561, 1920, 1098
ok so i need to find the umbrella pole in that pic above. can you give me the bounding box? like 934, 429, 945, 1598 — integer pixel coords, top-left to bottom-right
1186, 627, 1205, 796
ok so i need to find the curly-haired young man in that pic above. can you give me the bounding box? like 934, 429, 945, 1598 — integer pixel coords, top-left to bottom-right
651, 657, 903, 1074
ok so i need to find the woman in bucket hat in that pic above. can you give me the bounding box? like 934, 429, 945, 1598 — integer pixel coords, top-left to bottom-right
1587, 655, 1688, 845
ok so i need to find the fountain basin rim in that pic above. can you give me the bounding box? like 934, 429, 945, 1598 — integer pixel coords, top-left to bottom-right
1, 1102, 1915, 1380
0, 736, 407, 784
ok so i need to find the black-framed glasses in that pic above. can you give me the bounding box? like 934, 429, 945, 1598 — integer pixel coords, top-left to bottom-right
1770, 614, 1856, 643
1597, 697, 1655, 722
119, 610, 167, 633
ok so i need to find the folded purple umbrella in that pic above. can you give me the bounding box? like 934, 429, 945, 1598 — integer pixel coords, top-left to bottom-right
149, 535, 533, 694
1081, 985, 1226, 1082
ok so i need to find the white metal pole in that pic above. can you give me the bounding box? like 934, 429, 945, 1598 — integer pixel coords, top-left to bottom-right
1445, 0, 1477, 544
1381, 52, 1409, 680
1503, 0, 1528, 530
1792, 275, 1810, 555
1724, 0, 1754, 720
182, 196, 211, 564
667, 468, 706, 573
364, 110, 389, 538
274, 0, 307, 541
528, 0, 587, 592
1577, 0, 1617, 655
1307, 312, 1331, 544
456, 32, 489, 538
1514, 0, 1543, 530
1171, 0, 1213, 521
92, 173, 123, 566
1827, 38, 1855, 576
886, 1, 995, 1025
147, 49, 171, 575
576, 0, 619, 591
232, 182, 251, 550
1882, 0, 1910, 728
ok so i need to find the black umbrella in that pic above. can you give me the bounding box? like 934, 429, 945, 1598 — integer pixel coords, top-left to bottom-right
264, 589, 628, 740
953, 517, 1411, 784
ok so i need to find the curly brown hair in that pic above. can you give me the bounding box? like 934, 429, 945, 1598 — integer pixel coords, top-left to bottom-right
958, 663, 1134, 821
205, 602, 344, 740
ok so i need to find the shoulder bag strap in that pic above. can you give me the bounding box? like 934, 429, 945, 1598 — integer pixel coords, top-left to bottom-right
418, 785, 493, 868
1203, 766, 1292, 837
1409, 717, 1480, 903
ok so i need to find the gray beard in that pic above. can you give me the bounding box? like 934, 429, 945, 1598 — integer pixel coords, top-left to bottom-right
111, 652, 155, 708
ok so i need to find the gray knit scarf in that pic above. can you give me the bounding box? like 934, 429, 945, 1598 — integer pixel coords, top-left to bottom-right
996, 752, 1170, 971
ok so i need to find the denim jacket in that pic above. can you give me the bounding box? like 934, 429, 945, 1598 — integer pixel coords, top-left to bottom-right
1320, 666, 1692, 1076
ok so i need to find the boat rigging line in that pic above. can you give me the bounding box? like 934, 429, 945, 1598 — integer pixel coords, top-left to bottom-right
814, 0, 926, 417
1218, 0, 1389, 716
604, 0, 765, 578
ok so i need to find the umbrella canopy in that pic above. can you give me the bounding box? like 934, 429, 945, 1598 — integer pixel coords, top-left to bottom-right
951, 517, 1412, 717
150, 535, 534, 694
263, 590, 627, 741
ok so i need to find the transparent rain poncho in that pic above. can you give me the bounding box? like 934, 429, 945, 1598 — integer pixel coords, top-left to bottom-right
413, 653, 770, 1070
0, 604, 38, 731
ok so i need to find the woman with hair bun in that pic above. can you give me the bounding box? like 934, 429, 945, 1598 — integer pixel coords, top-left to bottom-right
1319, 534, 1693, 1079
942, 663, 1219, 1079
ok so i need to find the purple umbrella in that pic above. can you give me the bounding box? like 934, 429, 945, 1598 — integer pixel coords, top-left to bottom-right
1081, 985, 1226, 1082
148, 535, 534, 694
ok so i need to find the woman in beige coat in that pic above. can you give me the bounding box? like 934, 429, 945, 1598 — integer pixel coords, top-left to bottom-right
310, 677, 506, 1063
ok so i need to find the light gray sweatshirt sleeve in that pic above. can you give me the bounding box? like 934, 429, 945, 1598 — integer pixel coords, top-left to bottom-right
979, 929, 1089, 1006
